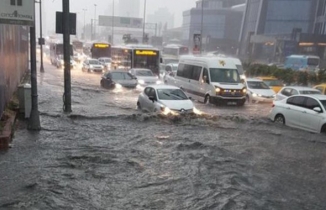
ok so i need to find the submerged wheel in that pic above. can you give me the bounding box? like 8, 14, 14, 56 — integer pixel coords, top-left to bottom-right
137, 102, 141, 110
321, 124, 326, 134
204, 95, 210, 105
274, 114, 285, 125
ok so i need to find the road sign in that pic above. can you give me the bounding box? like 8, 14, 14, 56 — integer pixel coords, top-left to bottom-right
0, 0, 35, 26
98, 16, 143, 28
55, 12, 77, 35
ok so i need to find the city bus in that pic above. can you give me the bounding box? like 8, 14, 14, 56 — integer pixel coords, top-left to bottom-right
162, 44, 189, 59
49, 42, 73, 65
111, 44, 161, 76
284, 55, 320, 72
90, 42, 111, 59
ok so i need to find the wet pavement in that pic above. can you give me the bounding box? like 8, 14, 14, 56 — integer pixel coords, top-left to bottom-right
1, 59, 326, 210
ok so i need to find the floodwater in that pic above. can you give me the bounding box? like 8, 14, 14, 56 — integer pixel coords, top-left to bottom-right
1, 60, 326, 210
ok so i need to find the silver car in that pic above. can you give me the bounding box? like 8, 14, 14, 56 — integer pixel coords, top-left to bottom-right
129, 68, 162, 86
82, 59, 104, 73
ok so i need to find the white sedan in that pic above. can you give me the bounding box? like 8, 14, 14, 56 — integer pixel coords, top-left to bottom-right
245, 78, 276, 103
129, 68, 162, 86
276, 86, 321, 101
137, 85, 195, 114
270, 94, 326, 134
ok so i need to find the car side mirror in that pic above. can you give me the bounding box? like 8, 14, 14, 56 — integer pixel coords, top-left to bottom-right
188, 96, 192, 100
148, 96, 156, 102
313, 107, 322, 113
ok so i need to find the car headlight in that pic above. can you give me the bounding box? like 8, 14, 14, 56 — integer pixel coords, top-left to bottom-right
215, 87, 221, 93
242, 88, 247, 93
138, 80, 145, 84
60, 60, 64, 64
90, 65, 94, 69
156, 80, 162, 84
252, 93, 257, 97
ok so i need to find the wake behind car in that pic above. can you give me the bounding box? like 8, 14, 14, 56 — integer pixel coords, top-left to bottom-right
129, 68, 162, 86
100, 71, 137, 89
245, 78, 276, 103
82, 59, 104, 73
270, 95, 326, 134
137, 85, 195, 114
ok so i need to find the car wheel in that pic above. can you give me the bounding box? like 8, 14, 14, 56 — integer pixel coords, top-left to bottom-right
321, 124, 326, 134
204, 95, 210, 105
137, 102, 141, 110
274, 114, 285, 125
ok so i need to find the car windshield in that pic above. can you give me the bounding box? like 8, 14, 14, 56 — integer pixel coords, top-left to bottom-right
172, 65, 178, 71
307, 58, 319, 66
104, 58, 111, 62
299, 90, 321, 94
247, 81, 270, 89
89, 60, 99, 65
209, 68, 241, 83
111, 72, 132, 80
135, 70, 154, 76
157, 89, 188, 100
263, 80, 283, 86
320, 100, 326, 110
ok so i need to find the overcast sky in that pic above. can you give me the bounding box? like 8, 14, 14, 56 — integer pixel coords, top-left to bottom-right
41, 0, 197, 34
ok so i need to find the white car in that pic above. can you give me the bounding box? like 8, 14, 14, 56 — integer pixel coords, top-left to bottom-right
245, 78, 276, 103
137, 85, 194, 114
82, 59, 104, 73
270, 95, 326, 134
98, 57, 112, 70
129, 68, 162, 86
276, 86, 321, 101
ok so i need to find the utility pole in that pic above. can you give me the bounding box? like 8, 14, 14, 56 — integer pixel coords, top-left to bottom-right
38, 0, 44, 73
63, 0, 72, 112
142, 0, 147, 43
91, 19, 94, 40
94, 4, 97, 40
200, 0, 204, 54
83, 9, 87, 40
28, 4, 41, 130
155, 23, 157, 36
112, 0, 115, 44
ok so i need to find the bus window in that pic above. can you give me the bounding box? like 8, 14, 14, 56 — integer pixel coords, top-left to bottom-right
308, 58, 319, 66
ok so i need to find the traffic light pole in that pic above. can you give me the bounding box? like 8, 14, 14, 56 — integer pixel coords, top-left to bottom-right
63, 0, 72, 112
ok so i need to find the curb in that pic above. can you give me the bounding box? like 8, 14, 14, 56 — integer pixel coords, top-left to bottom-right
0, 110, 17, 150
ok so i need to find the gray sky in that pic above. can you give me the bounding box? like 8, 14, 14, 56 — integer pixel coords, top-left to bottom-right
42, 0, 197, 34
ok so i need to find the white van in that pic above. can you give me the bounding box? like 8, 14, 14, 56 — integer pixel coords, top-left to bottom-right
175, 55, 247, 106
206, 52, 245, 79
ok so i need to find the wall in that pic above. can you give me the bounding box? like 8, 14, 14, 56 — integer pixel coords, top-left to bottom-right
0, 24, 29, 118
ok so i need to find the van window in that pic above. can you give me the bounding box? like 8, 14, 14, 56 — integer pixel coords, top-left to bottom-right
183, 64, 193, 79
177, 63, 185, 77
203, 68, 209, 83
209, 68, 240, 83
236, 65, 244, 75
191, 66, 202, 80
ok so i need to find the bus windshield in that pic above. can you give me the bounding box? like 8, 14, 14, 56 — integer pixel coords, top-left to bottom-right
209, 68, 241, 83
133, 50, 160, 75
91, 43, 111, 59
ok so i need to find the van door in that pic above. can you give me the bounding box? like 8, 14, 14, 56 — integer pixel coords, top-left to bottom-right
175, 63, 191, 94
199, 67, 212, 103
188, 65, 203, 101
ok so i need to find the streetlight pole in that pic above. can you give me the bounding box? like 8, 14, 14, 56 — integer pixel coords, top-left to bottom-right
112, 0, 115, 44
142, 0, 147, 43
200, 0, 204, 54
35, 0, 44, 73
83, 9, 87, 40
94, 4, 97, 40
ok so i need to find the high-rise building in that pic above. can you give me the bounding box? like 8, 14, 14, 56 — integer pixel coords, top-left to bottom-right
118, 0, 140, 17
238, 0, 326, 62
147, 8, 174, 35
182, 0, 245, 53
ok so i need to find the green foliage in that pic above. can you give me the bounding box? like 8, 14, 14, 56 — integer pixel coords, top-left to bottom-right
243, 63, 326, 86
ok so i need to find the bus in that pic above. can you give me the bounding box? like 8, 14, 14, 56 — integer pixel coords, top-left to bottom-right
284, 55, 320, 72
111, 44, 160, 76
49, 42, 73, 65
90, 42, 111, 59
162, 44, 189, 58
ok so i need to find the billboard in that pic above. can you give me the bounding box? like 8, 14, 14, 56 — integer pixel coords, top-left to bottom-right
98, 16, 143, 28
0, 0, 35, 26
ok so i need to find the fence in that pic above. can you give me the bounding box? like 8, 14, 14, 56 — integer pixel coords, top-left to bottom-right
0, 24, 29, 118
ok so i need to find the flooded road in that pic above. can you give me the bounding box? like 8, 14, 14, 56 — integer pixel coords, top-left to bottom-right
1, 60, 326, 210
